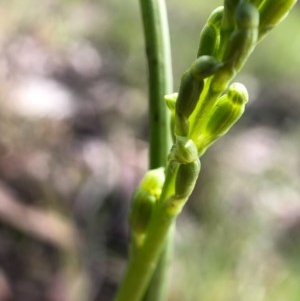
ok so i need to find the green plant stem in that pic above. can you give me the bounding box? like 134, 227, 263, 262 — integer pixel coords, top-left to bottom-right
142, 225, 174, 301
113, 211, 175, 301
113, 164, 177, 301
114, 0, 173, 300
140, 0, 173, 168
140, 0, 173, 300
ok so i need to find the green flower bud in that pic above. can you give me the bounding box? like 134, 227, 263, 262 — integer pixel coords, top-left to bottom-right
197, 24, 219, 57
222, 0, 241, 31
169, 136, 198, 164
236, 0, 260, 29
139, 167, 165, 198
165, 93, 178, 142
258, 0, 297, 40
197, 7, 224, 57
190, 55, 223, 81
175, 56, 222, 137
130, 189, 156, 238
197, 82, 248, 153
175, 159, 201, 199
227, 82, 248, 105
165, 93, 178, 114
209, 3, 258, 93
208, 6, 224, 27
222, 1, 259, 72
129, 168, 165, 240
175, 71, 204, 136
165, 159, 201, 216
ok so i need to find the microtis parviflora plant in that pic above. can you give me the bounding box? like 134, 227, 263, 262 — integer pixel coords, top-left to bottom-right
113, 1, 298, 301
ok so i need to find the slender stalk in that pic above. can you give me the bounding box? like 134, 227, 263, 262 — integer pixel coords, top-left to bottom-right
114, 0, 173, 300
140, 0, 173, 300
142, 225, 174, 301
113, 215, 174, 301
113, 164, 177, 301
140, 0, 173, 167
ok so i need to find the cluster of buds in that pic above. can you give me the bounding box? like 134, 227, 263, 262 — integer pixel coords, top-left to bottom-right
162, 0, 297, 214
167, 0, 297, 157
130, 0, 297, 240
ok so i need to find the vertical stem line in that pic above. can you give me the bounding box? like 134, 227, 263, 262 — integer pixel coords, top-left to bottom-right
114, 1, 174, 301
139, 1, 173, 300
140, 0, 173, 167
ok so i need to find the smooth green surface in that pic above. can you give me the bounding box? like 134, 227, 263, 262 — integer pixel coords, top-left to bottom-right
139, 0, 173, 168
140, 0, 173, 300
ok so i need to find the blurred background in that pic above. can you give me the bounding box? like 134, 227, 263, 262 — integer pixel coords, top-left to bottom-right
0, 0, 300, 300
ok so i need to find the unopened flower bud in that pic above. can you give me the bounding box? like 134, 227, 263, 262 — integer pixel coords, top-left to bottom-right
130, 189, 156, 238
165, 93, 178, 114
190, 55, 223, 81
165, 93, 178, 142
175, 71, 204, 136
139, 167, 165, 198
169, 136, 198, 164
236, 0, 260, 29
175, 159, 201, 199
165, 159, 201, 216
197, 82, 248, 153
258, 0, 297, 40
197, 7, 224, 57
222, 2, 259, 71
222, 0, 241, 31
129, 168, 165, 238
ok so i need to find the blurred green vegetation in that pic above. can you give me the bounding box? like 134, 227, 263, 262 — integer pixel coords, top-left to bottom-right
0, 1, 300, 301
